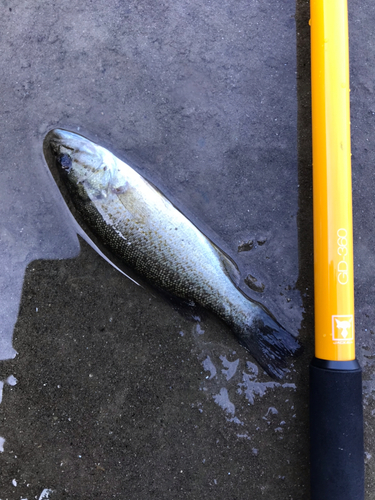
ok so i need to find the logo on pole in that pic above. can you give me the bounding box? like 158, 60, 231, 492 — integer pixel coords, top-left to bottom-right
332, 315, 354, 343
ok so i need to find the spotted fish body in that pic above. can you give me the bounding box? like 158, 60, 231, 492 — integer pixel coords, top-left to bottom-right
44, 129, 301, 378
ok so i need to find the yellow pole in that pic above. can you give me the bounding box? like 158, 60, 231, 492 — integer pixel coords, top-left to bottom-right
309, 1, 364, 499
311, 0, 354, 361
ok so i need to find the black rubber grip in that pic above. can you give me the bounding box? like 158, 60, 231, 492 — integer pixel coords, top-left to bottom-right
310, 357, 364, 500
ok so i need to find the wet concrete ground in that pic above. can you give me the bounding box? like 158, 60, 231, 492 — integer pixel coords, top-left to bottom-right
0, 0, 374, 498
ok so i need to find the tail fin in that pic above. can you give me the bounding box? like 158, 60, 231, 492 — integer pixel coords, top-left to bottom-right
236, 308, 302, 379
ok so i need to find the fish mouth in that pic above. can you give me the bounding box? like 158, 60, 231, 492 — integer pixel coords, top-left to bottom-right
44, 129, 76, 177
46, 129, 102, 162
44, 129, 69, 159
45, 129, 77, 153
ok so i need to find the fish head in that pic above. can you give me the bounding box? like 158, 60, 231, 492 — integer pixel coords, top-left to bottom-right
44, 129, 118, 201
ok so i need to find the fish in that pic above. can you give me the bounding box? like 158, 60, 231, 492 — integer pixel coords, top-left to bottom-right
43, 129, 301, 379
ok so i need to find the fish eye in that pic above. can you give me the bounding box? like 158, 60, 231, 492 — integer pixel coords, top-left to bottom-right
59, 153, 72, 172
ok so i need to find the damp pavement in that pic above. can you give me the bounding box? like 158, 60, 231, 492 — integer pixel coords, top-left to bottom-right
0, 0, 374, 498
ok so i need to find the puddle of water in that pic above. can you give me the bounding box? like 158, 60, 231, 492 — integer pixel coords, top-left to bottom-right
202, 355, 217, 380
199, 347, 298, 441
220, 355, 239, 381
